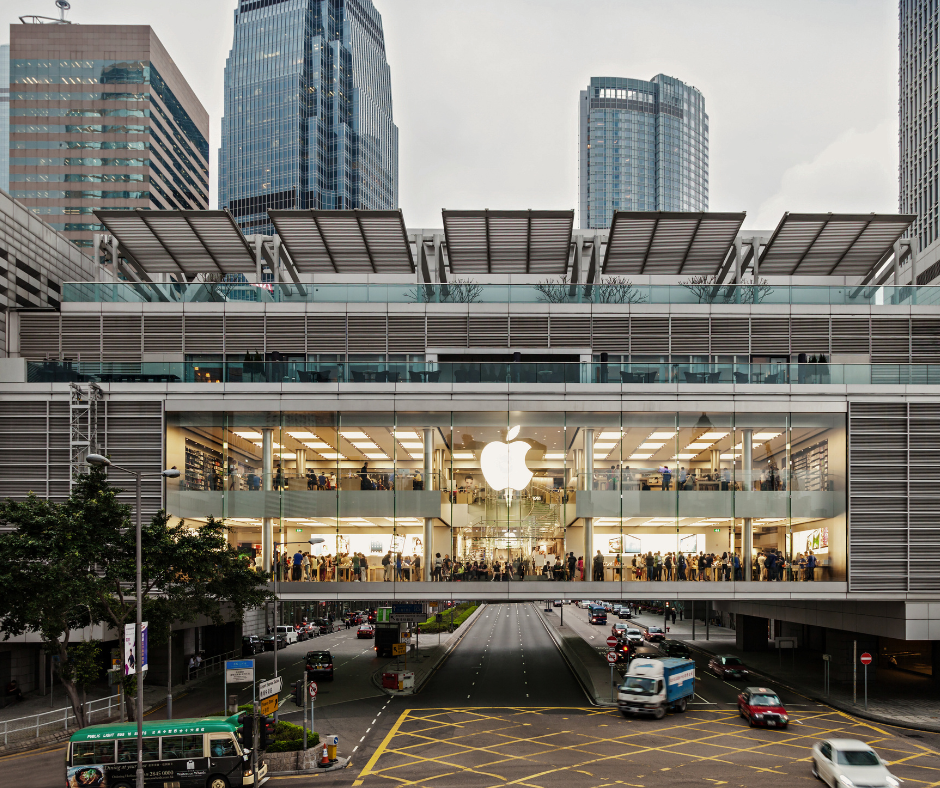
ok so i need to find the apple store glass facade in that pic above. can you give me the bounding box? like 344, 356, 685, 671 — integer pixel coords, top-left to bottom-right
579, 74, 708, 229
166, 410, 846, 583
218, 0, 399, 237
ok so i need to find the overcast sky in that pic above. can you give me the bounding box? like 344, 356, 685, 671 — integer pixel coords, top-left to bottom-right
4, 0, 900, 230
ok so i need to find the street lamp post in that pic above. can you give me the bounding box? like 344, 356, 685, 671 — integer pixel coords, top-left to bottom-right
86, 454, 179, 788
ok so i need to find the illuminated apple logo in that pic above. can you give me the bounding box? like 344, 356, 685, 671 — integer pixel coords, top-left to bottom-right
480, 426, 533, 491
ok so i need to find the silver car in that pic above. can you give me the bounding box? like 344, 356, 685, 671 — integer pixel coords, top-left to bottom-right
811, 739, 900, 788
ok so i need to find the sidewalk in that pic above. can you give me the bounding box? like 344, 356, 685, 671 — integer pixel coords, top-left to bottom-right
626, 612, 940, 733
371, 604, 487, 695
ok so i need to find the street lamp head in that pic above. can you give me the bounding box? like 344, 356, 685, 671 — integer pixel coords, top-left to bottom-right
85, 454, 111, 468
162, 468, 181, 479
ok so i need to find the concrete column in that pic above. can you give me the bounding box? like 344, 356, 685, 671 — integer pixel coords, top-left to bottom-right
273, 236, 282, 284
583, 429, 594, 572
734, 236, 743, 285
742, 428, 752, 578
254, 235, 263, 284
893, 240, 901, 288
750, 237, 761, 290
262, 428, 274, 574
295, 448, 306, 484
423, 427, 434, 581
910, 242, 919, 287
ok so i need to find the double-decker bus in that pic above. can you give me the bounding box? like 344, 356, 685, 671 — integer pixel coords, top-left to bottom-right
66, 714, 267, 788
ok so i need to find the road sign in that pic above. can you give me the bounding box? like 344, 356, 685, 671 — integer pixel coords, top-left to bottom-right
259, 676, 283, 701
860, 652, 872, 665
390, 612, 426, 623
606, 635, 618, 648
225, 660, 254, 683
392, 643, 406, 656
376, 608, 391, 624
259, 695, 277, 716
606, 651, 618, 664
392, 603, 424, 614
309, 681, 318, 699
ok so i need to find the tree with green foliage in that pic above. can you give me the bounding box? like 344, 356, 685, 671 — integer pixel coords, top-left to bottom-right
0, 468, 272, 727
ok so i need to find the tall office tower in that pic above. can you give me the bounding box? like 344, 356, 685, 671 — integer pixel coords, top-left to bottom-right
8, 23, 209, 249
579, 75, 708, 230
900, 0, 940, 282
0, 44, 9, 192
219, 0, 399, 237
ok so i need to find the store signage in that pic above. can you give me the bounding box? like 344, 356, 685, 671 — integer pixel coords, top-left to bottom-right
480, 426, 533, 491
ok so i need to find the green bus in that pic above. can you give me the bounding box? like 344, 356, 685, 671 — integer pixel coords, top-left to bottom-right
66, 714, 267, 788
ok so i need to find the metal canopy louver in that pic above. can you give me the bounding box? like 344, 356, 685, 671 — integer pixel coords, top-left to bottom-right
442, 209, 574, 274
758, 213, 916, 276
95, 209, 256, 276
602, 211, 746, 276
268, 210, 414, 274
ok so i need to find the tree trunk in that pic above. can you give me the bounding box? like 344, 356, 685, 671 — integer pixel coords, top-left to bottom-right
53, 641, 86, 730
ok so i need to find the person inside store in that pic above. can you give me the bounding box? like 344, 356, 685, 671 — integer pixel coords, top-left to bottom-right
292, 548, 303, 581
413, 469, 423, 490
359, 462, 373, 490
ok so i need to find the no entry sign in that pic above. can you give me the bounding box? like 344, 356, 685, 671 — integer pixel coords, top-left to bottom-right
606, 650, 619, 664
860, 652, 872, 665
607, 635, 618, 648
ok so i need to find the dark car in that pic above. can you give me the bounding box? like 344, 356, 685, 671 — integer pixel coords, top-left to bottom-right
631, 645, 662, 661
611, 638, 633, 663
357, 624, 375, 639
261, 634, 287, 651
315, 618, 333, 635
367, 611, 377, 624
738, 687, 788, 728
617, 608, 632, 619
306, 650, 334, 681
659, 640, 691, 659
643, 626, 666, 643
242, 635, 264, 656
709, 655, 750, 680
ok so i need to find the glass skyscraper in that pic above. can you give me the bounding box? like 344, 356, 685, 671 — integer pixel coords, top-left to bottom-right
219, 0, 399, 236
579, 75, 708, 229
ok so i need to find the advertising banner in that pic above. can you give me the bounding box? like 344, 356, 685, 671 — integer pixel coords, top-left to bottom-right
123, 621, 148, 676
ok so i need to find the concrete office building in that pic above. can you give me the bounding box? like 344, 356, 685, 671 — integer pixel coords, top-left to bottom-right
0, 44, 9, 192
219, 0, 399, 237
4, 206, 940, 683
900, 0, 940, 283
7, 22, 209, 249
579, 75, 708, 229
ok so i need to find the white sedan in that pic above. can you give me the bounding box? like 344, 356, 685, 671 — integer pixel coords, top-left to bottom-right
812, 739, 901, 787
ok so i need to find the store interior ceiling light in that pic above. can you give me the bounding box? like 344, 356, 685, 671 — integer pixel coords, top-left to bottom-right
400, 442, 424, 450
253, 441, 283, 449
598, 431, 624, 440
340, 431, 369, 440
594, 442, 616, 450
393, 430, 420, 440
318, 452, 345, 460
754, 432, 781, 440
365, 453, 388, 460
685, 443, 711, 450
629, 453, 653, 459
275, 452, 297, 459
303, 441, 332, 450
649, 431, 677, 439
674, 453, 697, 460
286, 431, 316, 440
699, 432, 729, 440
233, 431, 263, 440
543, 453, 565, 459
352, 441, 378, 449
452, 452, 475, 459
638, 443, 665, 450
720, 452, 741, 459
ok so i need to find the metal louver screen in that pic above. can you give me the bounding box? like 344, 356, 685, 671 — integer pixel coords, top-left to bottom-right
348, 315, 387, 353
0, 401, 71, 501
19, 312, 61, 359
849, 402, 908, 592
142, 315, 183, 353
549, 316, 590, 347
387, 315, 425, 352
871, 318, 911, 362
509, 316, 549, 348
103, 401, 164, 522
832, 318, 870, 354
589, 316, 628, 352
307, 315, 346, 354
709, 316, 749, 355
102, 315, 142, 361
61, 315, 102, 361
468, 315, 508, 348
264, 315, 306, 354
224, 315, 265, 357
750, 317, 790, 355
427, 315, 467, 347
629, 317, 669, 354
790, 317, 830, 357
908, 403, 940, 590
911, 318, 940, 363
669, 317, 709, 355
183, 315, 224, 354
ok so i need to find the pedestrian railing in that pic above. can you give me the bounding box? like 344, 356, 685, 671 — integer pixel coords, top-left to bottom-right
1, 693, 120, 746
187, 648, 242, 682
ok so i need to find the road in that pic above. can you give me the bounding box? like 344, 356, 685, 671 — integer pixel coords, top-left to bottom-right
6, 602, 940, 788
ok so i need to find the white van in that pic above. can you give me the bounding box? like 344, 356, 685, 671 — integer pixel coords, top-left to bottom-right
275, 625, 298, 645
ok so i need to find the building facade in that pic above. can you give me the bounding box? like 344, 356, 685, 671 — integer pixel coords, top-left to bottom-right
7, 23, 209, 249
579, 75, 708, 229
0, 44, 9, 192
218, 0, 399, 237
900, 0, 940, 283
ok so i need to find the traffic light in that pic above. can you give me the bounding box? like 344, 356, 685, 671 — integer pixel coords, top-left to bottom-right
239, 715, 253, 750
259, 715, 274, 749
293, 680, 304, 707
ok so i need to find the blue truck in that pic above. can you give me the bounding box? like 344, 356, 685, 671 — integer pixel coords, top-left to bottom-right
617, 657, 695, 719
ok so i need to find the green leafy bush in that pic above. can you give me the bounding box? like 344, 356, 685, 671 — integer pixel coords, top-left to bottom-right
416, 603, 478, 634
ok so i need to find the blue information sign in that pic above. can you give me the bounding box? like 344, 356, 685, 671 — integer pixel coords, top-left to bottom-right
225, 659, 254, 670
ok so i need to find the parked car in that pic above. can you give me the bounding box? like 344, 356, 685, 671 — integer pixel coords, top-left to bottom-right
261, 634, 287, 651
314, 618, 333, 635
709, 655, 750, 680
659, 640, 691, 659
643, 626, 666, 643
811, 740, 900, 787
242, 635, 264, 656
612, 622, 629, 638
305, 650, 334, 681
738, 687, 789, 728
275, 625, 298, 645
357, 624, 375, 639
294, 624, 309, 642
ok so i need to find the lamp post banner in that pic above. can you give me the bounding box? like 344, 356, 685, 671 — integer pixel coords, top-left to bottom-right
123, 621, 148, 676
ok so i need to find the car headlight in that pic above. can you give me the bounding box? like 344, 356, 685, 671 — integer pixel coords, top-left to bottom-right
780, 715, 788, 721
838, 776, 854, 787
